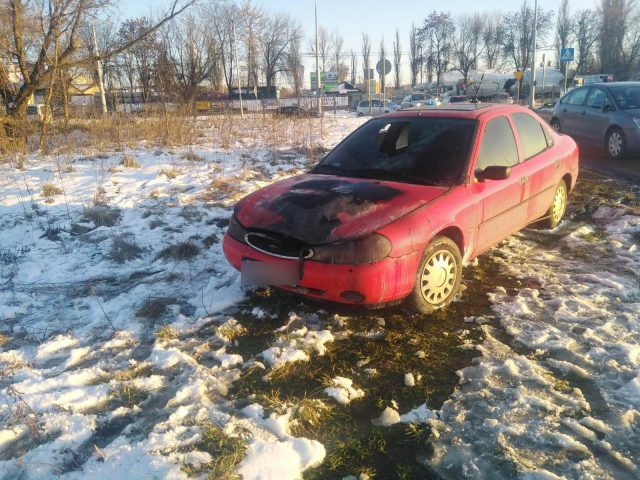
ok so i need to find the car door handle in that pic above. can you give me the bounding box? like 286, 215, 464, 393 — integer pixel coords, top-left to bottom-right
562, 108, 567, 113
581, 110, 586, 115
519, 176, 529, 184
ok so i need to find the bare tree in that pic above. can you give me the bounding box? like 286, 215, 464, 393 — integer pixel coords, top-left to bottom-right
211, 2, 239, 95
118, 17, 159, 102
502, 2, 553, 73
454, 14, 484, 91
332, 31, 347, 80
418, 11, 455, 89
482, 12, 504, 69
241, 1, 264, 90
310, 25, 332, 72
2, 0, 194, 118
286, 27, 303, 97
393, 28, 401, 88
259, 13, 300, 90
409, 23, 420, 86
378, 36, 387, 94
556, 0, 573, 69
349, 49, 358, 85
599, 0, 640, 78
362, 32, 371, 87
574, 9, 600, 73
164, 12, 219, 103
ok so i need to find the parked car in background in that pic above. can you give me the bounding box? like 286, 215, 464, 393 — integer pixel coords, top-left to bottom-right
535, 101, 556, 123
223, 104, 579, 313
448, 95, 470, 103
550, 82, 640, 159
26, 104, 52, 123
488, 92, 513, 104
275, 105, 319, 117
356, 99, 400, 116
400, 93, 434, 109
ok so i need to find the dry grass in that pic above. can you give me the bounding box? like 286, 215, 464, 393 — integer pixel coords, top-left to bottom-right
109, 234, 144, 263
183, 422, 246, 480
154, 325, 179, 340
121, 154, 141, 168
82, 205, 121, 227
41, 182, 63, 198
159, 167, 183, 179
156, 240, 200, 261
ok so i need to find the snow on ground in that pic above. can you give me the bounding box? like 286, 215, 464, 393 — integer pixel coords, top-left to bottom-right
0, 115, 364, 479
428, 205, 640, 479
1, 113, 640, 479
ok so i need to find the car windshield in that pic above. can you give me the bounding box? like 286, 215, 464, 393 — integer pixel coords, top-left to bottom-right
313, 116, 476, 186
609, 85, 640, 109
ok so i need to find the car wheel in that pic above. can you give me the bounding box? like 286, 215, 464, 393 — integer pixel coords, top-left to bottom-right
606, 127, 626, 159
408, 237, 462, 314
539, 179, 568, 229
550, 118, 561, 132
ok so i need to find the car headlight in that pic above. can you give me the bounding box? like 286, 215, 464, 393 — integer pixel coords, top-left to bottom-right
227, 215, 247, 242
633, 117, 640, 130
311, 233, 392, 264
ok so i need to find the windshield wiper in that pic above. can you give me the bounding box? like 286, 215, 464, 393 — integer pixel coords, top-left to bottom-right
352, 167, 441, 185
314, 164, 351, 176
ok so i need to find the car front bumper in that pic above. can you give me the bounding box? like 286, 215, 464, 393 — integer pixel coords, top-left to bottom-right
222, 234, 421, 306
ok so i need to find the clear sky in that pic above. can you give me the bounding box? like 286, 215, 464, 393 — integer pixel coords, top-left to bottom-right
118, 0, 600, 87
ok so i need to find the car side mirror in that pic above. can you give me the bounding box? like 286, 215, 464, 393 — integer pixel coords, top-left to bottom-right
602, 104, 614, 113
476, 165, 511, 182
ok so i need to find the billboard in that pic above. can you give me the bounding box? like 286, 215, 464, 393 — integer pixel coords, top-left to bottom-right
310, 71, 339, 92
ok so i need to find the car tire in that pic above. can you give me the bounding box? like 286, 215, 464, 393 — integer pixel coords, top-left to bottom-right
408, 237, 462, 314
539, 179, 568, 229
550, 118, 561, 132
606, 127, 626, 159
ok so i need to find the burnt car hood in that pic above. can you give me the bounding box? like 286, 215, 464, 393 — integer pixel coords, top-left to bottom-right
234, 174, 448, 244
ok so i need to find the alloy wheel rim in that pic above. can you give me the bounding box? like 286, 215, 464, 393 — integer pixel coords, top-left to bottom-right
552, 184, 567, 224
609, 132, 622, 156
420, 250, 457, 305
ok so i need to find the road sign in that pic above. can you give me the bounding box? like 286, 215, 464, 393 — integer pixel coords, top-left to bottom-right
514, 70, 523, 80
376, 59, 392, 76
560, 48, 575, 63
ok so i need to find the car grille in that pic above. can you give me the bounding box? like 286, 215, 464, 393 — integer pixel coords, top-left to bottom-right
244, 231, 314, 260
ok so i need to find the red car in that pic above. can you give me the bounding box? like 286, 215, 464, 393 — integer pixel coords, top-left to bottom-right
223, 105, 579, 313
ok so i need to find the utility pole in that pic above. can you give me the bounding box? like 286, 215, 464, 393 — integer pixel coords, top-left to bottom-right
530, 0, 538, 108
314, 0, 322, 116
233, 20, 244, 118
92, 25, 108, 115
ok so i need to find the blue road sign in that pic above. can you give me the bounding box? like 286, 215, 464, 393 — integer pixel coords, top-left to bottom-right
560, 48, 575, 63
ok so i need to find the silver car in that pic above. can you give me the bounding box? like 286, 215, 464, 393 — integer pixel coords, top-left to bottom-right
550, 82, 640, 159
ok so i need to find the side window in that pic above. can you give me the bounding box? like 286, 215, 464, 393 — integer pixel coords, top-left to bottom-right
511, 113, 548, 159
586, 88, 607, 109
475, 116, 519, 171
359, 101, 369, 108
568, 88, 588, 105
372, 100, 381, 107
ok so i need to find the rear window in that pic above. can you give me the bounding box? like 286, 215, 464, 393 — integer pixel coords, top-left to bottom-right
313, 116, 476, 186
511, 113, 548, 159
358, 101, 369, 107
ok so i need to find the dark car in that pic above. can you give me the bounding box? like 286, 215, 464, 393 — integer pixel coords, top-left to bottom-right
275, 105, 319, 117
223, 105, 579, 313
550, 82, 640, 159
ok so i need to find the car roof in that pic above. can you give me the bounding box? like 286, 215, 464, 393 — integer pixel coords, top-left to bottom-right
390, 103, 529, 119
586, 82, 640, 88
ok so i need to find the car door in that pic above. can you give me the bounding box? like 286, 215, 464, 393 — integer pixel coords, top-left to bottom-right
559, 87, 589, 137
470, 115, 530, 254
511, 112, 559, 223
581, 87, 615, 146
